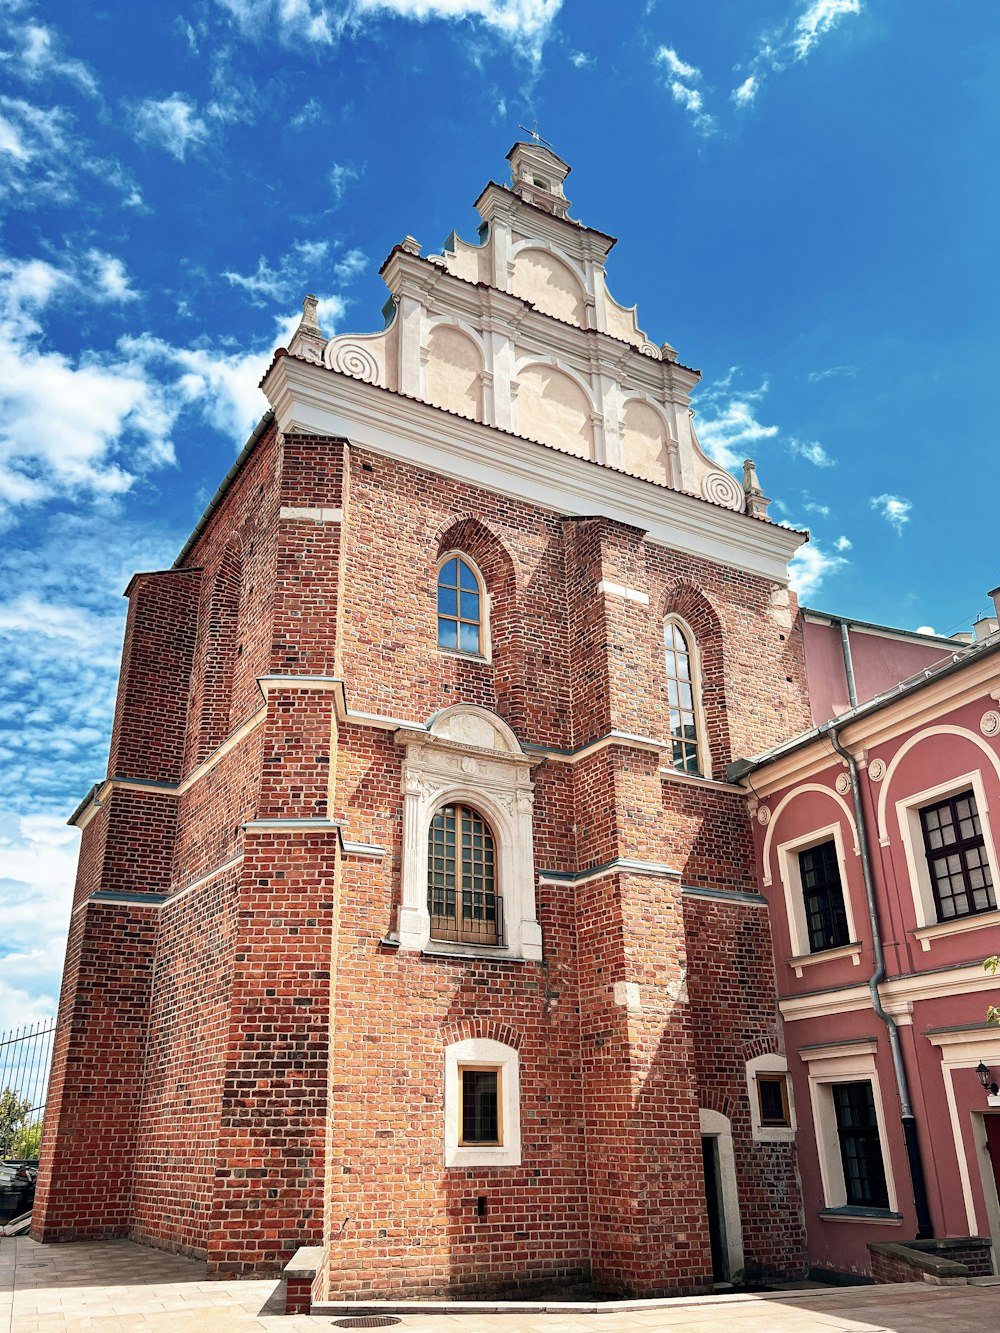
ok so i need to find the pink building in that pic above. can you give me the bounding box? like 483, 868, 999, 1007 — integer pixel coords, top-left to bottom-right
730, 599, 1000, 1279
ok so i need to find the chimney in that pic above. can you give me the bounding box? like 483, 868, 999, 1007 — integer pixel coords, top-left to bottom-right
973, 616, 1000, 642
989, 585, 1000, 619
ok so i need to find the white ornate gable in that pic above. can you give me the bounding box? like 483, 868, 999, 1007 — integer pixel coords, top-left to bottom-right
287, 142, 753, 517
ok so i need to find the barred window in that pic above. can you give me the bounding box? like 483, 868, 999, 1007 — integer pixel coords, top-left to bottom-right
664, 617, 702, 776
459, 1066, 502, 1145
919, 790, 996, 923
427, 804, 502, 946
437, 556, 482, 655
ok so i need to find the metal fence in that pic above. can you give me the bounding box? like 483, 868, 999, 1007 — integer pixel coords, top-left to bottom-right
0, 1019, 56, 1151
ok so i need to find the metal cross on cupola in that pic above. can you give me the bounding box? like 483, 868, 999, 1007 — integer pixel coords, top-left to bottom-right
507, 134, 573, 220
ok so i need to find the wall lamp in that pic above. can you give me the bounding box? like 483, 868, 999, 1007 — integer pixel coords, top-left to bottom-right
976, 1061, 999, 1096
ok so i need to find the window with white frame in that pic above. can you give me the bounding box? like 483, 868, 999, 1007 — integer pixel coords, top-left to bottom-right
745, 1053, 796, 1143
800, 1039, 899, 1216
396, 706, 542, 961
664, 615, 706, 776
895, 770, 1000, 938
776, 823, 860, 966
444, 1037, 521, 1167
437, 554, 487, 658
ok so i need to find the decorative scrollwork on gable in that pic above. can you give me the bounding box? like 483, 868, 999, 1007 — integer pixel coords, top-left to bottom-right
638, 341, 661, 359
700, 469, 746, 513
324, 338, 382, 385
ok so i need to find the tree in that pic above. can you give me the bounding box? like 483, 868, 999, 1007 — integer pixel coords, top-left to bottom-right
0, 1087, 33, 1158
987, 956, 999, 1025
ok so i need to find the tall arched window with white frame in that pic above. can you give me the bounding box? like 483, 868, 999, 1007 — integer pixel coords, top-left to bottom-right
664, 616, 703, 776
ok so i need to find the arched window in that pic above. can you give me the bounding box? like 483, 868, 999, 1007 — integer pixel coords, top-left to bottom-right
427, 803, 501, 946
437, 555, 483, 655
664, 616, 703, 776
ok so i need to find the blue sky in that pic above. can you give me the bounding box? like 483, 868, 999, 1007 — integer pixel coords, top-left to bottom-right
1, 0, 998, 1028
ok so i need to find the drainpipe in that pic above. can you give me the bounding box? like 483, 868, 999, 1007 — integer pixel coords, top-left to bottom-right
837, 619, 859, 709
825, 724, 932, 1238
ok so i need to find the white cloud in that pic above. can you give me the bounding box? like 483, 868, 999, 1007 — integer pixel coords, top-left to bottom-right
870, 492, 911, 533
216, 0, 563, 59
290, 97, 324, 128
330, 161, 360, 202
734, 0, 863, 106
789, 437, 835, 466
915, 624, 937, 637
791, 0, 862, 61
129, 93, 210, 161
0, 9, 99, 97
333, 247, 367, 283
807, 363, 857, 382
803, 501, 831, 518
693, 370, 778, 470
788, 538, 849, 598
569, 50, 593, 69
732, 75, 758, 106
834, 534, 852, 551
654, 46, 717, 135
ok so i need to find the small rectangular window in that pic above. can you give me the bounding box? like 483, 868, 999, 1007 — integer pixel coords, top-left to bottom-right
833, 1081, 889, 1209
919, 790, 996, 923
798, 840, 850, 952
459, 1066, 502, 1146
757, 1075, 791, 1127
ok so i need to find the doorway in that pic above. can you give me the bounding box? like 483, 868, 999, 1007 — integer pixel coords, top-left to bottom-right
981, 1113, 1000, 1274
702, 1134, 728, 1281
699, 1109, 744, 1284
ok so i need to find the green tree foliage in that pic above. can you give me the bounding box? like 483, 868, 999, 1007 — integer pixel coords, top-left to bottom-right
987, 956, 999, 1025
0, 1086, 33, 1157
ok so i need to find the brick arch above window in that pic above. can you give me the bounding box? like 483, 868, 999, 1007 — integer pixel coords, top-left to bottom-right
440, 1018, 524, 1051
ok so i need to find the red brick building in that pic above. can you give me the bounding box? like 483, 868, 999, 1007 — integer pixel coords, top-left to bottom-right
34, 142, 814, 1298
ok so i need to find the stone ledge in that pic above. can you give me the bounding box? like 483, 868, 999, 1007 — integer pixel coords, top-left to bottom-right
869, 1242, 970, 1281
282, 1245, 324, 1279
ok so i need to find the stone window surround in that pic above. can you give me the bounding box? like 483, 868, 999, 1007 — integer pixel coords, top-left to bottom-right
663, 611, 711, 779
396, 705, 542, 962
799, 1039, 899, 1216
775, 821, 862, 973
437, 549, 492, 664
894, 769, 1000, 943
745, 1052, 796, 1143
445, 1037, 521, 1168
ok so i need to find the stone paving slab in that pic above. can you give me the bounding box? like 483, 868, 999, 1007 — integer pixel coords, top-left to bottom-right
1, 1235, 999, 1332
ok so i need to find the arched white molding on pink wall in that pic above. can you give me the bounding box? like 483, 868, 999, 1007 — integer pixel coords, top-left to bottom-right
874, 724, 1000, 845
761, 783, 859, 887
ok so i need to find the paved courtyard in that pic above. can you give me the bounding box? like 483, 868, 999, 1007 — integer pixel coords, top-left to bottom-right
1, 1235, 999, 1332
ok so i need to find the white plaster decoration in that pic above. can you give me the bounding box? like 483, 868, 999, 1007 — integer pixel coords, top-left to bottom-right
835, 772, 851, 796
761, 784, 860, 887
775, 821, 860, 964
797, 1041, 898, 1214
981, 710, 1000, 737
699, 1109, 745, 1279
891, 767, 999, 937
757, 806, 770, 825
868, 758, 886, 782
279, 506, 343, 523
745, 1053, 796, 1143
700, 469, 746, 513
779, 959, 1000, 1024
613, 981, 642, 1011
324, 338, 383, 385
875, 724, 1000, 845
638, 342, 660, 359
597, 580, 650, 605
444, 1037, 521, 1168
396, 706, 541, 961
787, 941, 863, 978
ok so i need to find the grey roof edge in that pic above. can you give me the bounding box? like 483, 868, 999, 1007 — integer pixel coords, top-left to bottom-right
801, 605, 969, 648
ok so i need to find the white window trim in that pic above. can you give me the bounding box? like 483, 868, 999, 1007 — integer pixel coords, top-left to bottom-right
445, 1038, 521, 1167
799, 1040, 898, 1214
894, 769, 999, 942
776, 822, 860, 970
437, 550, 492, 663
663, 612, 711, 779
745, 1053, 796, 1143
397, 706, 542, 962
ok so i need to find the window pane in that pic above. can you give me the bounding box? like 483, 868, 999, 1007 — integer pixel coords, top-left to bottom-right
461, 1068, 499, 1143
440, 558, 458, 586
459, 590, 480, 622
459, 620, 480, 654
833, 1082, 888, 1209
758, 1077, 789, 1125
920, 791, 996, 923
438, 618, 458, 650
457, 558, 478, 591
437, 584, 458, 616
799, 840, 850, 952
